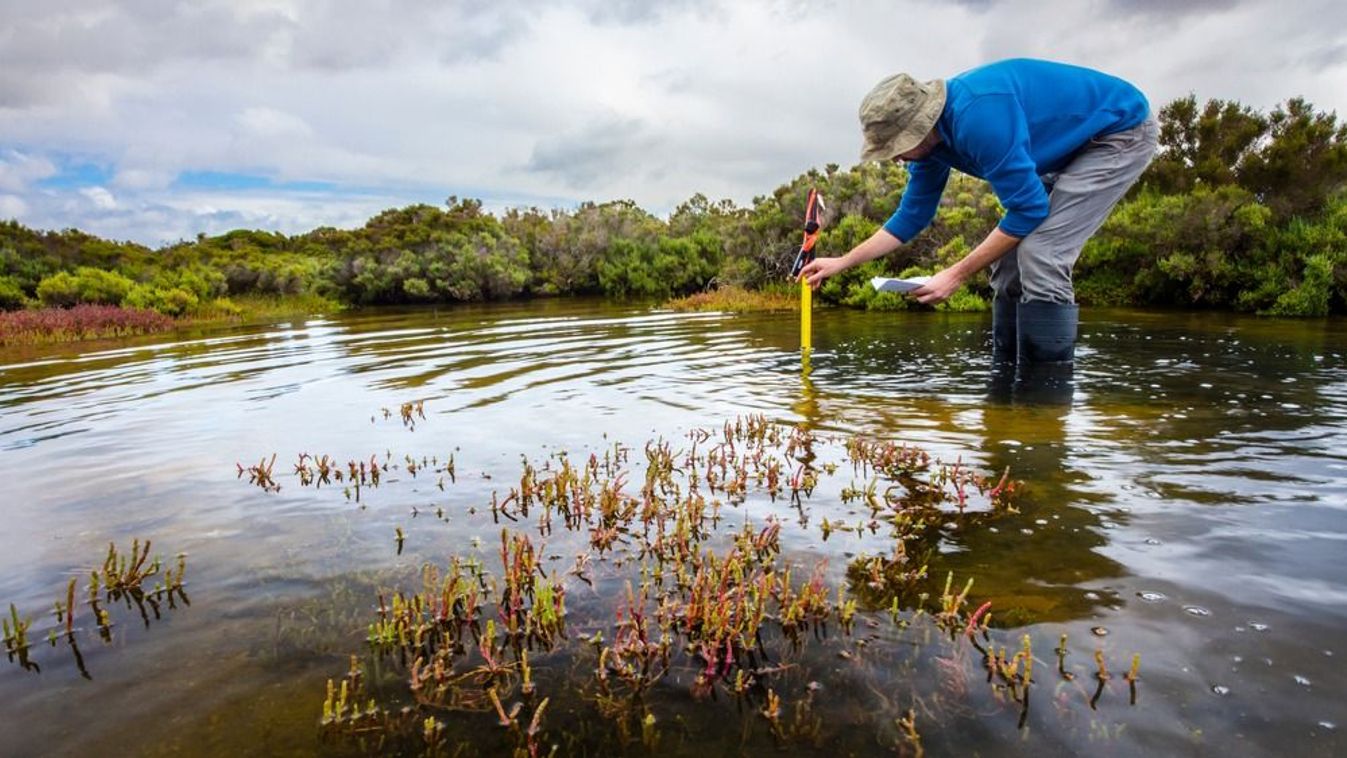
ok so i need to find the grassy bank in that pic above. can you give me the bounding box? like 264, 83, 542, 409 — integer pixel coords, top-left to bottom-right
664, 285, 801, 312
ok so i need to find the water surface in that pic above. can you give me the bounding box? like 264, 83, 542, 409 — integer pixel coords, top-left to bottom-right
2, 301, 1344, 755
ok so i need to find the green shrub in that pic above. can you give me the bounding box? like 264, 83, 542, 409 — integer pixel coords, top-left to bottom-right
402, 277, 432, 300
598, 232, 721, 299
36, 267, 136, 307
937, 288, 990, 312
0, 276, 27, 310
1266, 253, 1334, 316
125, 284, 199, 316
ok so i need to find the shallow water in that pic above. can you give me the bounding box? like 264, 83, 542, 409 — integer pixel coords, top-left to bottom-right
2, 300, 1345, 756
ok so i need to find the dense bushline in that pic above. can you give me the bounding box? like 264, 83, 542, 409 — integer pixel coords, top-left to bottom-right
2, 95, 1345, 318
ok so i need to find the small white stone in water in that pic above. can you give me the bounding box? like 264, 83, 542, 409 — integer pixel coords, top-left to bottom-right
1183, 605, 1212, 617
1295, 675, 1312, 687
1212, 685, 1231, 696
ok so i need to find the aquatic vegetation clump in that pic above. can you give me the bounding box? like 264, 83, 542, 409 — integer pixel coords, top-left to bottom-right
290, 415, 1077, 754
3, 603, 36, 672
375, 399, 427, 430
276, 450, 456, 502
229, 412, 1144, 754
237, 453, 280, 493
3, 538, 189, 677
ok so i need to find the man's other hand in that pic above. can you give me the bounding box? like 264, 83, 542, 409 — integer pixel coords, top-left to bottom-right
910, 267, 965, 305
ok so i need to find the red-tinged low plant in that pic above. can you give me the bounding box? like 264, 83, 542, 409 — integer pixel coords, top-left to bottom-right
0, 305, 174, 346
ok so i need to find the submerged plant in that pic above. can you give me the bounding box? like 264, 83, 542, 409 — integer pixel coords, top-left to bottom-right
237, 413, 1148, 753
3, 603, 37, 672
4, 538, 188, 676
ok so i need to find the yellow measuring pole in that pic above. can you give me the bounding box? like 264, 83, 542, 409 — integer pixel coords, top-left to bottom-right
800, 278, 812, 351
793, 187, 821, 354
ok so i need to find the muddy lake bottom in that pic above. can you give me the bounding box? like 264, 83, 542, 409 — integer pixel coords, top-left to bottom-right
2, 300, 1345, 756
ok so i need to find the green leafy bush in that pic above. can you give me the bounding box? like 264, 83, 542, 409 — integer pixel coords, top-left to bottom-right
0, 276, 27, 310
36, 267, 136, 307
124, 285, 199, 316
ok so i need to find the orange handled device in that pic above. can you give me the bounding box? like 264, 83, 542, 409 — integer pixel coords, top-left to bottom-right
789, 188, 823, 280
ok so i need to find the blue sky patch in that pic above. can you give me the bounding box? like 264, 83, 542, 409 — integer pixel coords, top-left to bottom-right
172, 170, 337, 193
32, 158, 114, 189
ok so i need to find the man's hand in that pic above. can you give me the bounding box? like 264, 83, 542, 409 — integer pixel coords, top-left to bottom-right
910, 267, 965, 305
799, 256, 848, 290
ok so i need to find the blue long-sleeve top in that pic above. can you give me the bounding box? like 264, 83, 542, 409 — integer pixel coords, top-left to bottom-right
882, 58, 1150, 242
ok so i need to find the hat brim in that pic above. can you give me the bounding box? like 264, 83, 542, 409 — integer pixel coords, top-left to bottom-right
859, 79, 947, 162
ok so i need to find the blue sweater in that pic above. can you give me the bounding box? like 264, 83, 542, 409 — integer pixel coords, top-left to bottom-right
882, 58, 1149, 242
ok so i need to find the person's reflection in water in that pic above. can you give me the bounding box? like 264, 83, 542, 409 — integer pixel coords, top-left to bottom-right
987, 359, 1076, 407
914, 362, 1125, 626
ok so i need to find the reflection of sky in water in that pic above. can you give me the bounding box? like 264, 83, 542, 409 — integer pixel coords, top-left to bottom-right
1, 303, 1344, 755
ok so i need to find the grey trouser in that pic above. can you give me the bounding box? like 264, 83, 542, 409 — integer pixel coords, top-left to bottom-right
990, 115, 1160, 304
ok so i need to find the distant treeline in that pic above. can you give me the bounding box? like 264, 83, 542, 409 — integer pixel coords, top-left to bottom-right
2, 95, 1345, 317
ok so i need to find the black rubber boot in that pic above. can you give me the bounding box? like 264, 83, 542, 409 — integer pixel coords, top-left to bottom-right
1012, 300, 1077, 404
992, 295, 1018, 365
1016, 300, 1078, 365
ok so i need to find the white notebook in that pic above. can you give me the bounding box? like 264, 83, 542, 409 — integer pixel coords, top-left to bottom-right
870, 276, 930, 294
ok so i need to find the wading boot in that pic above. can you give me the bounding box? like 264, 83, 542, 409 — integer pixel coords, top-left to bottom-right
1014, 300, 1078, 405
1016, 300, 1078, 365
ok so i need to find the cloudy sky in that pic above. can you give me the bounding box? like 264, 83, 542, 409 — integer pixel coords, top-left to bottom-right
2, 0, 1345, 246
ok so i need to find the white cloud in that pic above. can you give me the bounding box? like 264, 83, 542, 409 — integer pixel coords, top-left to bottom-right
234, 106, 314, 139
112, 168, 175, 191
0, 194, 28, 218
0, 0, 1344, 245
79, 186, 117, 210
0, 150, 57, 193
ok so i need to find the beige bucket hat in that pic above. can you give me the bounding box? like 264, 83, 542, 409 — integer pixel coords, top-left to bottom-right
858, 73, 947, 162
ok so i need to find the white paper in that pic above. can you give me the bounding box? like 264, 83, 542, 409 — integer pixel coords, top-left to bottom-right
870, 275, 930, 294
